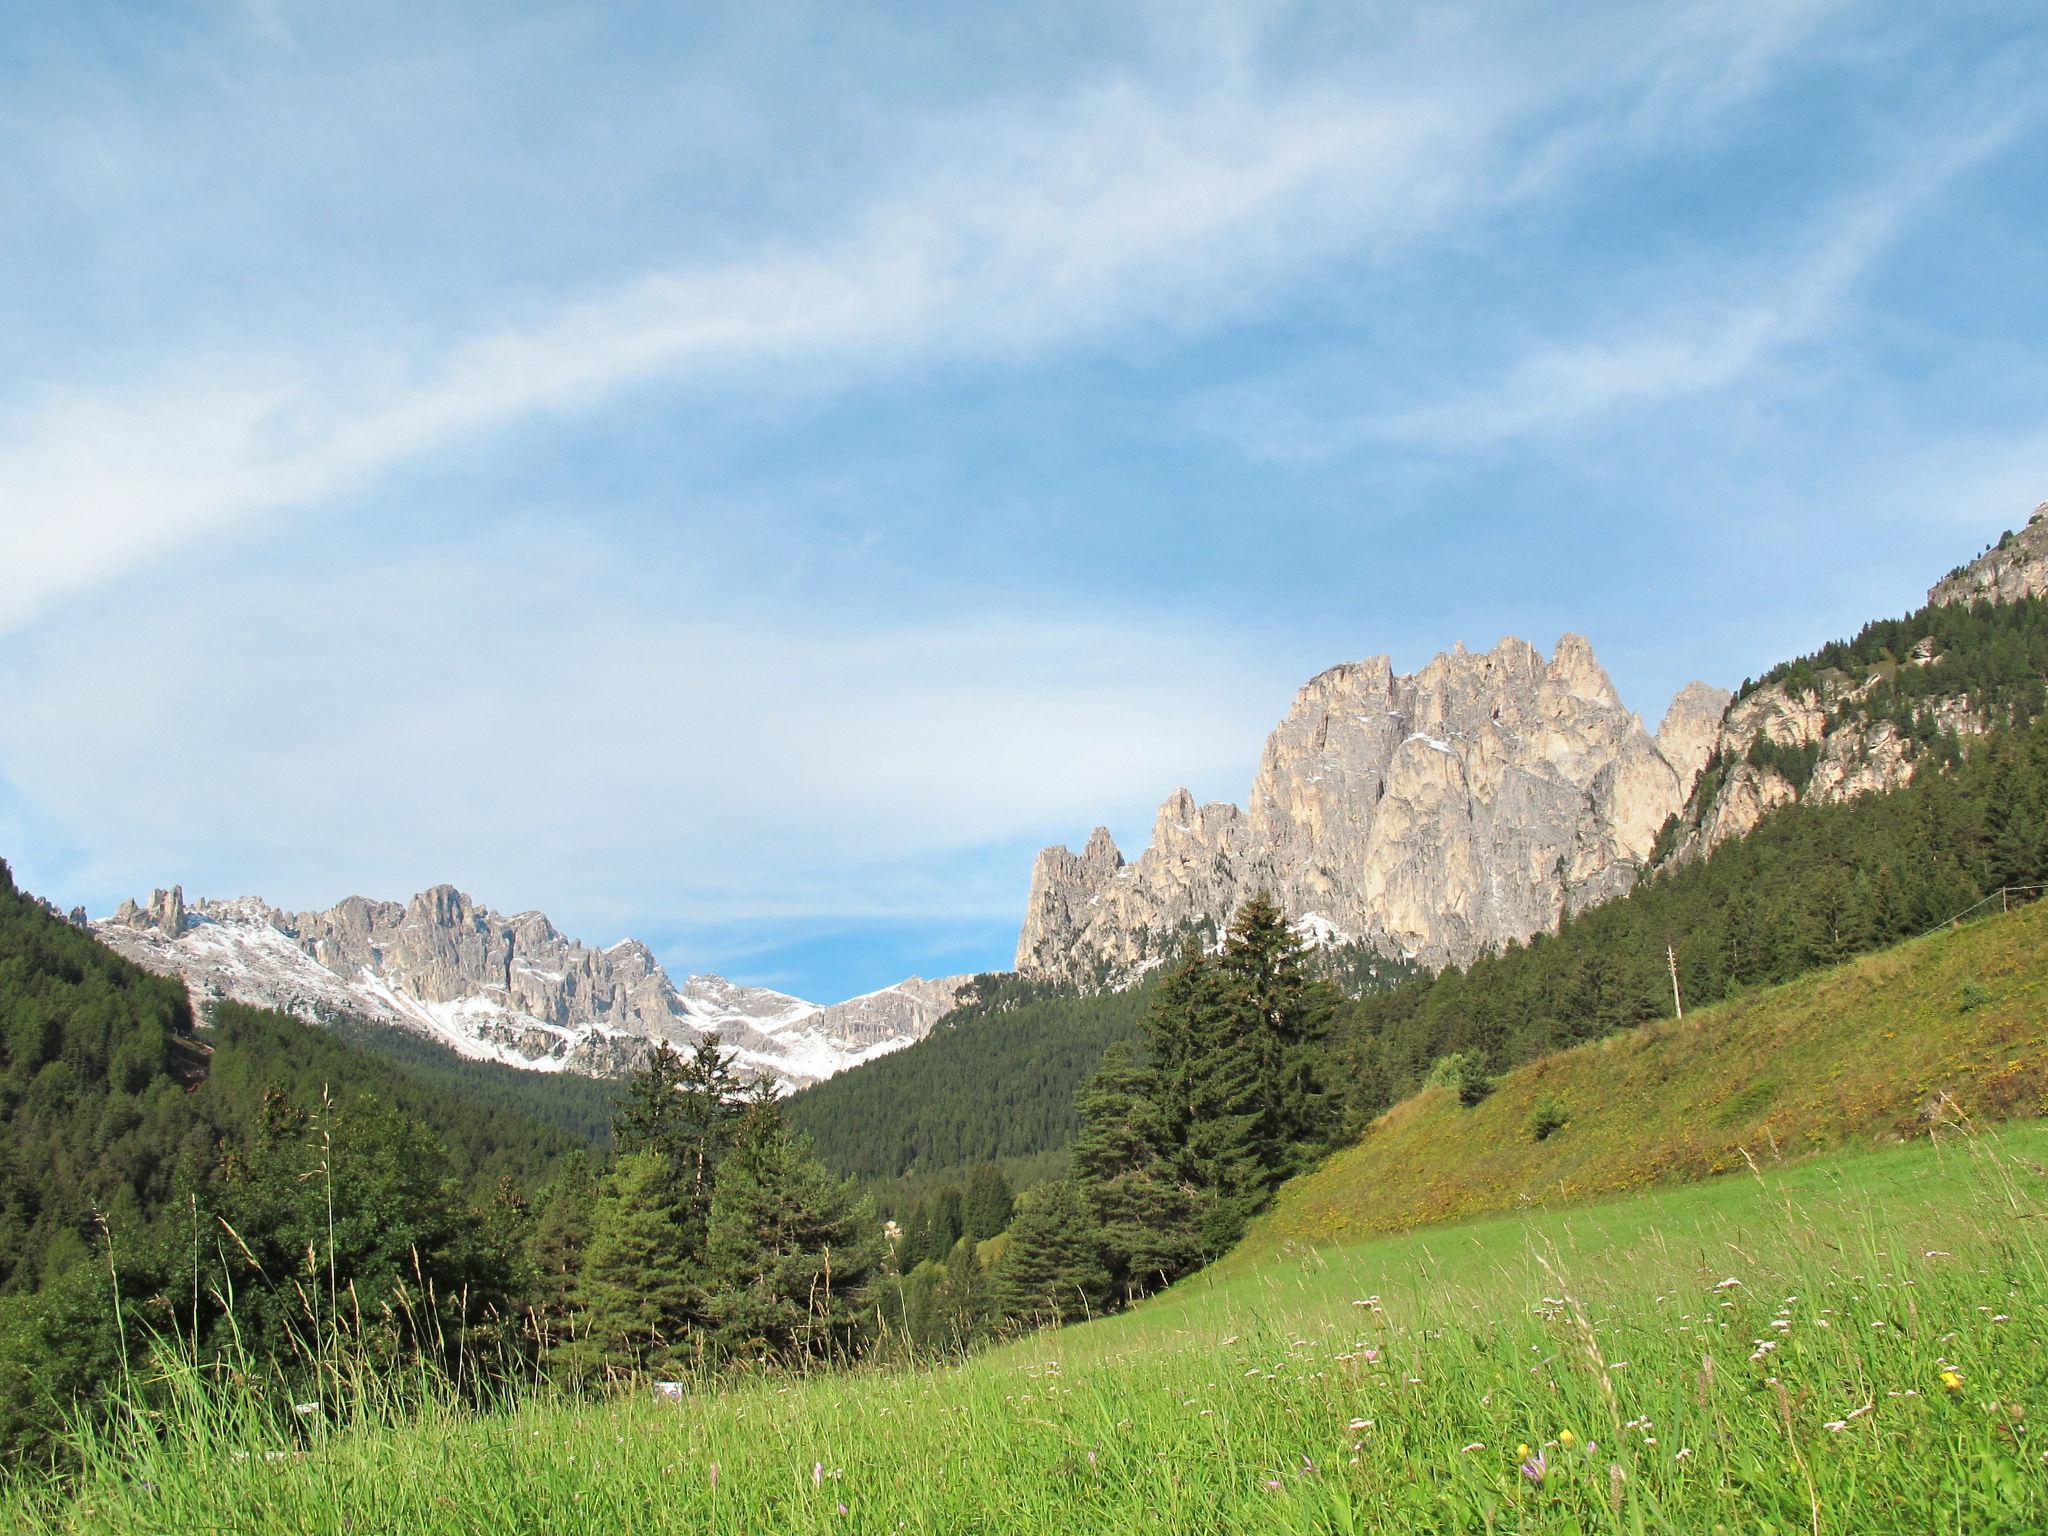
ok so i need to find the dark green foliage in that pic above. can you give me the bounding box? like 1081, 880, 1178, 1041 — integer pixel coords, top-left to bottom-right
327, 1017, 623, 1145
705, 1097, 885, 1363
609, 1037, 750, 1296
786, 974, 1155, 1181
1331, 718, 2048, 1135
1745, 734, 1821, 790
1140, 897, 1341, 1252
1454, 1055, 1495, 1108
888, 1236, 994, 1358
898, 1184, 964, 1268
960, 1164, 1013, 1242
1528, 1096, 1569, 1142
565, 1152, 702, 1376
1742, 591, 2048, 736
0, 862, 608, 1460
524, 1151, 599, 1339
1068, 1043, 1200, 1299
989, 1181, 1111, 1326
212, 1084, 522, 1363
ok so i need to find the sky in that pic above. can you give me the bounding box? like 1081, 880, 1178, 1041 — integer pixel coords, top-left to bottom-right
2, 0, 2045, 1002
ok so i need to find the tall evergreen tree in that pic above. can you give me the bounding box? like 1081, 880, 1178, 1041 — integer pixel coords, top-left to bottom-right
563, 1151, 701, 1376
524, 1150, 598, 1339
928, 1186, 964, 1257
991, 1180, 1110, 1326
1149, 893, 1342, 1249
705, 1096, 884, 1363
1069, 1042, 1201, 1297
960, 1164, 1014, 1240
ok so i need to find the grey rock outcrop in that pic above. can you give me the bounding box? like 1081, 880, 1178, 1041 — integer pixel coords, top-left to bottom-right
1017, 635, 1727, 987
93, 884, 969, 1090
1928, 503, 2048, 607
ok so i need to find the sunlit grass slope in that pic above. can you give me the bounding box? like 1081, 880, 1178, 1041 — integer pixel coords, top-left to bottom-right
10, 1118, 2048, 1532
1251, 900, 2048, 1257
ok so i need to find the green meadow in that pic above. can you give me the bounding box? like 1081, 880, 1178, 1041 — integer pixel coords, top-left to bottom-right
8, 1111, 2044, 1534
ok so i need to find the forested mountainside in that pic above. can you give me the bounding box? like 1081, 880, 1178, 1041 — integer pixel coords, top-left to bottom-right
325, 1017, 623, 1145
1665, 503, 2048, 860
1328, 709, 2048, 1136
0, 864, 598, 1457
786, 974, 1156, 1182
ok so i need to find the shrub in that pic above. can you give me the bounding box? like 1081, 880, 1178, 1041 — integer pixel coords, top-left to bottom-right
1426, 1054, 1496, 1109
1528, 1096, 1569, 1142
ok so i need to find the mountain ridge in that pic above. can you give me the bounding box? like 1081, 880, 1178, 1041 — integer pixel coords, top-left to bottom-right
91, 882, 967, 1091
1016, 632, 1726, 987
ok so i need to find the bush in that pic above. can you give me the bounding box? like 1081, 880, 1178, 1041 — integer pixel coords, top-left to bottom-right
1528, 1096, 1570, 1142
1427, 1054, 1495, 1109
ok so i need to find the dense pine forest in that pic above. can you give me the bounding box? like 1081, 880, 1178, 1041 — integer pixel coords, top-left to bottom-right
0, 867, 605, 1460
786, 975, 1156, 1181
326, 1017, 624, 1145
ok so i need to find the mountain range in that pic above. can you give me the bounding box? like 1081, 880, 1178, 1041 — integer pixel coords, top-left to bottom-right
81, 498, 2048, 1089
89, 884, 965, 1090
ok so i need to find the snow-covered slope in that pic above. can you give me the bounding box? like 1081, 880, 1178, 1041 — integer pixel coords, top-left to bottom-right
93, 884, 968, 1091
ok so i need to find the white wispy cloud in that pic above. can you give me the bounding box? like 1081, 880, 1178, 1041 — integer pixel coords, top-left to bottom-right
0, 533, 1297, 931
1201, 96, 2042, 460
0, 0, 1848, 633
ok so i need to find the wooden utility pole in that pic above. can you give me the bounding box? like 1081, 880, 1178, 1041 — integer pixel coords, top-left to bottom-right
1667, 943, 1684, 1019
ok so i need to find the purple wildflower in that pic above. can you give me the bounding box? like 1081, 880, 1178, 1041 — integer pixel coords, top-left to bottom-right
813, 1461, 823, 1488
1520, 1449, 1547, 1486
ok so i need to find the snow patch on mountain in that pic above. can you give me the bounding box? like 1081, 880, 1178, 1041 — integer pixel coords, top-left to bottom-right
92, 885, 969, 1091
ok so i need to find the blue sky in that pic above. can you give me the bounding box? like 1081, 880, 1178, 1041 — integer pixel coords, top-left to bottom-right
2, 0, 2045, 1001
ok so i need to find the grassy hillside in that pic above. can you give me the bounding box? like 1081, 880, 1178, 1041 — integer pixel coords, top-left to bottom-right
1255, 897, 2048, 1256
13, 1112, 2045, 1532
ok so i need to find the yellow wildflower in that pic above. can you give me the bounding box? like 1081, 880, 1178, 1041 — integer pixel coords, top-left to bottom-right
1940, 1370, 1963, 1392
1560, 1430, 1576, 1447
1516, 1444, 1531, 1459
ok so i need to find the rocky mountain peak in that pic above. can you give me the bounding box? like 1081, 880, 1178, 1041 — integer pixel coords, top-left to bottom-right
1017, 633, 1723, 987
1657, 680, 1736, 786
1663, 498, 2045, 864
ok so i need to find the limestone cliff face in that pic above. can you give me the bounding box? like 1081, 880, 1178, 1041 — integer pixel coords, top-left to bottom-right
1016, 635, 1727, 987
1928, 503, 2048, 607
94, 885, 967, 1089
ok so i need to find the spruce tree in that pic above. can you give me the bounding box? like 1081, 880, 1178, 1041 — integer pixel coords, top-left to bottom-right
961, 1164, 1014, 1240
564, 1151, 702, 1376
929, 1186, 964, 1256
705, 1097, 884, 1363
901, 1198, 939, 1268
1069, 1042, 1201, 1297
524, 1150, 597, 1338
1170, 892, 1341, 1249
935, 1235, 992, 1349
991, 1180, 1110, 1325
612, 1037, 750, 1272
